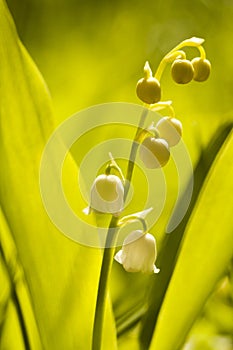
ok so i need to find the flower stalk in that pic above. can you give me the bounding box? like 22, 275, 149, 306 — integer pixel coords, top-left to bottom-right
91, 36, 211, 350
124, 107, 149, 200
92, 107, 149, 349
92, 216, 119, 350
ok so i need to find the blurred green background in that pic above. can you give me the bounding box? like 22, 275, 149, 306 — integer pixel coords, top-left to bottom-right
3, 0, 233, 349
6, 0, 233, 163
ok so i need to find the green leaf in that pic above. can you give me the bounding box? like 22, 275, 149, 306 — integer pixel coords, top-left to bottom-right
0, 1, 117, 349
139, 123, 232, 349
149, 130, 233, 350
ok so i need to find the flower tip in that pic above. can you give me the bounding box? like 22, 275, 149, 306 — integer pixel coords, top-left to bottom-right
83, 206, 91, 215
191, 36, 204, 45
114, 250, 123, 264
153, 266, 160, 274
184, 37, 204, 46
108, 152, 114, 161
144, 61, 152, 77
134, 207, 153, 219
144, 60, 150, 69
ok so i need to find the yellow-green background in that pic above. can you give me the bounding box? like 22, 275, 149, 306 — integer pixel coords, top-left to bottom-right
1, 0, 233, 349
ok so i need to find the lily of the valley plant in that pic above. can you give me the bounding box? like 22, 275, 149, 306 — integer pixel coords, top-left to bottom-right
84, 37, 211, 350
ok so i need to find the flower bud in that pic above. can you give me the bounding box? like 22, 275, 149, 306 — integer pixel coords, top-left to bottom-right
139, 137, 170, 168
114, 230, 160, 274
171, 59, 194, 84
156, 117, 182, 147
191, 57, 211, 82
136, 77, 161, 104
90, 174, 124, 215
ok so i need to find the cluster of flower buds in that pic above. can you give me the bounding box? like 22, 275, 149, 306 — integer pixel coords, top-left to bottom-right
171, 57, 211, 84
136, 37, 211, 104
135, 37, 211, 169
83, 37, 210, 274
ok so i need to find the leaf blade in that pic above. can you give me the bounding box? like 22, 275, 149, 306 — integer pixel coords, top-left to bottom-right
0, 1, 117, 348
139, 122, 233, 349
150, 130, 233, 350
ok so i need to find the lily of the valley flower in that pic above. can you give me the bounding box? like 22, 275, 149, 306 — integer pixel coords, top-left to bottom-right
156, 116, 182, 147
85, 174, 124, 215
114, 230, 160, 274
139, 137, 170, 168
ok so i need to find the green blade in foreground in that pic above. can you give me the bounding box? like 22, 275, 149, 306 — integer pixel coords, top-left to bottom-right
149, 131, 233, 350
139, 123, 232, 349
0, 0, 117, 349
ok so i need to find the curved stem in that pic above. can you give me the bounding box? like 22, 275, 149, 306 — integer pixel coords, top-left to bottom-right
154, 37, 205, 81
118, 216, 148, 233
106, 155, 125, 184
198, 45, 206, 59
92, 107, 149, 350
155, 50, 186, 81
152, 101, 175, 118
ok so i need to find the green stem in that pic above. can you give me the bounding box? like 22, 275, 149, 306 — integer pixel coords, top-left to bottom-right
155, 50, 186, 81
198, 45, 206, 59
124, 107, 149, 200
92, 216, 119, 350
152, 101, 175, 118
92, 107, 149, 350
105, 162, 125, 184
118, 215, 148, 233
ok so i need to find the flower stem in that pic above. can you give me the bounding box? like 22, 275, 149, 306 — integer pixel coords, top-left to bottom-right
151, 101, 175, 118
124, 107, 149, 200
198, 45, 206, 59
92, 216, 119, 350
92, 107, 149, 350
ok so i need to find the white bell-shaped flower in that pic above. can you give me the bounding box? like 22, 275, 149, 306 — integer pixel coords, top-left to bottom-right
88, 174, 124, 215
114, 230, 160, 274
156, 116, 182, 147
139, 137, 170, 168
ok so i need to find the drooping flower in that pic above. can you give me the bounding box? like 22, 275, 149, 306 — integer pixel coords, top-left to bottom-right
156, 116, 182, 147
114, 230, 160, 274
136, 61, 161, 104
191, 57, 211, 82
171, 59, 194, 84
84, 174, 124, 215
139, 137, 170, 168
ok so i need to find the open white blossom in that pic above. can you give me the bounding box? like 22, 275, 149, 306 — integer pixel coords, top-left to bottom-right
114, 230, 160, 274
85, 174, 124, 215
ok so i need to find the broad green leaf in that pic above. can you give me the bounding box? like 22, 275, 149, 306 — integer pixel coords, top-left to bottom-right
0, 1, 117, 349
149, 130, 233, 350
139, 123, 232, 349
